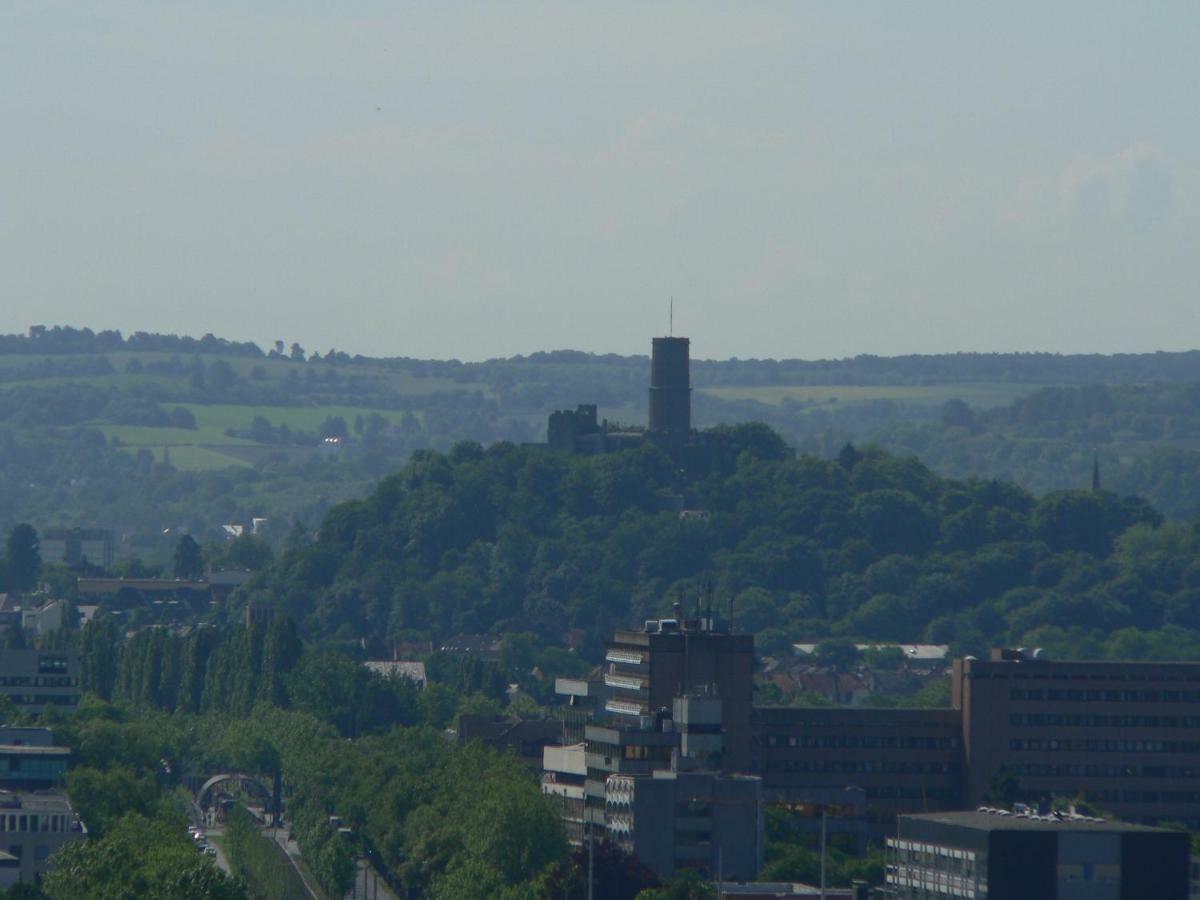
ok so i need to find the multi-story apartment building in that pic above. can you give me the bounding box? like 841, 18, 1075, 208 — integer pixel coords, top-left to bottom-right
955, 649, 1200, 827
0, 650, 79, 713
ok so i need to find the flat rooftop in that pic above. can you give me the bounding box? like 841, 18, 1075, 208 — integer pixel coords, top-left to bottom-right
0, 791, 75, 812
0, 745, 69, 756
901, 809, 1177, 834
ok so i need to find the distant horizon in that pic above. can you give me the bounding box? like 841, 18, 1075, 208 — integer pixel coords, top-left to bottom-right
6, 321, 1200, 367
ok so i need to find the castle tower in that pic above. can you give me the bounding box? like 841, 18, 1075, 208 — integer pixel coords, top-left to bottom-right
648, 337, 691, 449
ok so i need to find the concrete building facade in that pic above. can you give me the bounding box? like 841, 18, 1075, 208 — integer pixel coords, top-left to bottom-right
606, 766, 763, 881
954, 649, 1200, 827
0, 791, 86, 888
886, 809, 1189, 899
0, 650, 79, 714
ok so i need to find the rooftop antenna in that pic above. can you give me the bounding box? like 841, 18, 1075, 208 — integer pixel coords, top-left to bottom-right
669, 297, 674, 337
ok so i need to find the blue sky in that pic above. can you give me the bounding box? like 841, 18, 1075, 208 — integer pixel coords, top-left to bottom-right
2, 3, 1197, 360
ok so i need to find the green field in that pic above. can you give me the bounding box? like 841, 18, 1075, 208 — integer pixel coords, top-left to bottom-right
96, 404, 424, 471
698, 381, 1035, 410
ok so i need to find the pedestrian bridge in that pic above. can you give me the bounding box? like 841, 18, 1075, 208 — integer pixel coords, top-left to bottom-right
196, 772, 273, 810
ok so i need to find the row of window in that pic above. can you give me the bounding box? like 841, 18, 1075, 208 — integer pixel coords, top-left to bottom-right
1076, 789, 1200, 805
36, 656, 70, 674
864, 786, 960, 801
0, 677, 75, 688
1010, 688, 1200, 702
0, 813, 70, 833
761, 735, 957, 750
1010, 713, 1200, 728
1009, 738, 1200, 753
8, 694, 78, 707
764, 759, 957, 775
975, 671, 1200, 682
1014, 763, 1200, 779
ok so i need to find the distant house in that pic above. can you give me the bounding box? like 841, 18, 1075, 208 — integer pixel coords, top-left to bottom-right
766, 666, 872, 706
0, 596, 68, 638
438, 634, 504, 661
39, 528, 115, 569
364, 660, 427, 689
792, 642, 949, 667
457, 714, 563, 769
77, 576, 228, 608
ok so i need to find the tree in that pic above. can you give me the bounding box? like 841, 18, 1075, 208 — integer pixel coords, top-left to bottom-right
814, 638, 859, 672
837, 442, 861, 471
6, 524, 41, 591
173, 535, 204, 580
43, 811, 246, 899
207, 359, 236, 391
985, 765, 1019, 805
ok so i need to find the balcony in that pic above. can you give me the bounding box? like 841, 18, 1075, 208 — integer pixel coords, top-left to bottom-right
604, 673, 647, 693
606, 650, 644, 666
605, 699, 647, 718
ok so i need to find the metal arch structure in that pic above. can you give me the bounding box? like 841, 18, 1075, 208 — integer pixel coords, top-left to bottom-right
196, 772, 272, 810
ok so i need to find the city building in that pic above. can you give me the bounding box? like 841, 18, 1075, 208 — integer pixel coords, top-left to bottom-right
0, 650, 79, 713
717, 883, 870, 899
0, 791, 86, 888
40, 528, 114, 570
0, 728, 68, 790
542, 743, 587, 845
363, 659, 427, 689
755, 706, 963, 836
606, 763, 763, 881
886, 808, 1189, 899
0, 597, 68, 639
554, 675, 609, 744
574, 615, 765, 880
954, 648, 1200, 827
546, 617, 1200, 879
602, 609, 755, 771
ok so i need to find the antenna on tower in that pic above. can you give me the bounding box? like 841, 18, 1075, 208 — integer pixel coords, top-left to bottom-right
669, 297, 674, 337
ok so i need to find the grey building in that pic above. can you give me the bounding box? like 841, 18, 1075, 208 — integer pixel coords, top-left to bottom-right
887, 809, 1189, 899
0, 729, 68, 790
542, 743, 587, 846
606, 764, 763, 881
0, 650, 79, 713
0, 791, 86, 888
40, 528, 114, 569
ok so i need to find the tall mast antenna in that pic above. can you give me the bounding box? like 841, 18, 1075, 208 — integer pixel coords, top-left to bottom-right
669, 297, 674, 336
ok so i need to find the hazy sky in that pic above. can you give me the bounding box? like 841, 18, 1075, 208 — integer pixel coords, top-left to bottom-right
3, 3, 1198, 361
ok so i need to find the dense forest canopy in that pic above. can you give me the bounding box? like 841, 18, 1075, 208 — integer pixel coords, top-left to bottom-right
235, 429, 1200, 663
